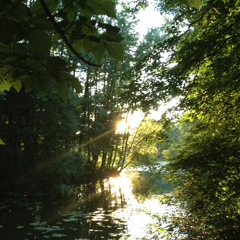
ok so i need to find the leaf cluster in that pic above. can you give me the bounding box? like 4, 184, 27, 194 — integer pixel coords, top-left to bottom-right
0, 0, 124, 100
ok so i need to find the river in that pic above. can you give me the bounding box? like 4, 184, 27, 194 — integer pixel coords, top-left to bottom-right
0, 170, 182, 240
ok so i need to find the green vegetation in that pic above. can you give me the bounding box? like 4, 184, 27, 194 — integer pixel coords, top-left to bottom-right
1, 0, 240, 239
132, 0, 240, 239
0, 0, 134, 195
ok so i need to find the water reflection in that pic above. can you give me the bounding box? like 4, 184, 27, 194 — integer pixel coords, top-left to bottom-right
0, 171, 179, 240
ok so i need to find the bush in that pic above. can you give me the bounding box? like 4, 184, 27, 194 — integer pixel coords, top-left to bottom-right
16, 152, 87, 197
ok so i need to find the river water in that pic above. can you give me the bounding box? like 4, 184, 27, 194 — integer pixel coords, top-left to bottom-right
0, 171, 182, 240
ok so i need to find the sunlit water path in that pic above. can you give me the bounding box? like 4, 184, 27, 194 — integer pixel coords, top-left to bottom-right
0, 171, 182, 240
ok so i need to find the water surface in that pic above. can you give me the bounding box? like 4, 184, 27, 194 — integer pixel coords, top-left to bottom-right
0, 171, 179, 240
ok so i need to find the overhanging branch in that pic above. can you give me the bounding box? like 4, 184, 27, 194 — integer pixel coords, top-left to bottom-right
39, 0, 101, 68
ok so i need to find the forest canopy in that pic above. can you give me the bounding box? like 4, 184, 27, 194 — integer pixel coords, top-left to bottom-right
0, 0, 144, 193
0, 0, 124, 98
140, 0, 240, 239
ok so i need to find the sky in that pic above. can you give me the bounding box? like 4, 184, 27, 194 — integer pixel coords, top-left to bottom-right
117, 1, 164, 39
128, 98, 180, 130
135, 3, 164, 39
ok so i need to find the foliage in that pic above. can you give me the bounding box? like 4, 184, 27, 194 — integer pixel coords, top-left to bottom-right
73, 3, 141, 176
123, 0, 240, 239
127, 170, 173, 200
0, 0, 124, 100
17, 152, 87, 195
130, 171, 155, 198
0, 1, 141, 195
162, 116, 240, 239
0, 87, 83, 193
127, 119, 162, 167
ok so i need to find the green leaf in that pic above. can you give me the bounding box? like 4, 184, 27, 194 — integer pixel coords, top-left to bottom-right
0, 80, 12, 92
82, 38, 95, 52
0, 138, 5, 145
29, 29, 52, 62
21, 77, 36, 92
51, 225, 64, 230
10, 2, 30, 21
98, 22, 120, 33
188, 0, 202, 9
29, 222, 41, 226
84, 0, 117, 18
45, 0, 58, 13
100, 32, 124, 42
32, 1, 44, 14
48, 57, 67, 68
69, 75, 83, 94
52, 33, 61, 41
12, 80, 22, 92
32, 0, 58, 14
87, 35, 101, 43
92, 42, 105, 63
104, 41, 124, 62
72, 40, 83, 52
31, 15, 55, 31
57, 80, 69, 103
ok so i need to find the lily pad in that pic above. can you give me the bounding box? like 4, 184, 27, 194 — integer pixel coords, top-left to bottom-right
17, 226, 24, 229
56, 222, 63, 225
35, 227, 54, 232
51, 233, 68, 238
51, 225, 64, 231
69, 227, 77, 231
29, 222, 41, 226
62, 217, 78, 222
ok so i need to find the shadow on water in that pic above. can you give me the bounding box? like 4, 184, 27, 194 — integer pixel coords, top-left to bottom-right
0, 179, 129, 240
0, 171, 177, 240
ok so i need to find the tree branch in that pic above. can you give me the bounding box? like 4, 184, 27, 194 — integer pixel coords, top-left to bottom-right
39, 0, 101, 68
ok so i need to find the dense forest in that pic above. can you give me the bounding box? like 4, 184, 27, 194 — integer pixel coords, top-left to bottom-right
1, 0, 240, 239
0, 0, 135, 193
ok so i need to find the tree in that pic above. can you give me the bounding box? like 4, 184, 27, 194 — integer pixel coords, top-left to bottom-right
137, 0, 240, 238
75, 3, 141, 177
0, 0, 125, 145
127, 119, 162, 167
0, 86, 84, 191
0, 0, 143, 194
0, 0, 124, 96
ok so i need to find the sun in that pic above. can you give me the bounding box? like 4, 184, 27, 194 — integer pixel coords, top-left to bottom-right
115, 111, 145, 134
116, 120, 129, 134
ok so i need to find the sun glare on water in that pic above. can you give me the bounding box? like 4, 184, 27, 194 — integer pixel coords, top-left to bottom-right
108, 171, 133, 198
108, 171, 172, 239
